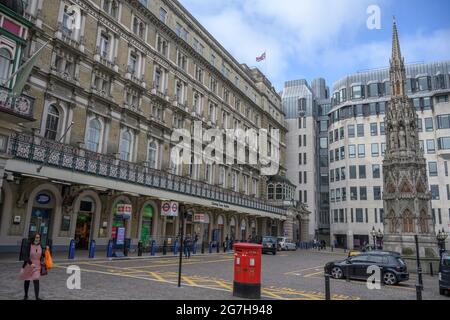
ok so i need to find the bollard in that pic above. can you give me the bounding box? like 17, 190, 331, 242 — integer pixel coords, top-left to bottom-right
173, 240, 178, 255
88, 239, 96, 259
151, 240, 157, 256
209, 241, 213, 254
106, 239, 113, 258
162, 240, 167, 255
217, 241, 220, 253
429, 262, 434, 277
68, 239, 76, 259
201, 241, 205, 254
193, 242, 197, 255
324, 273, 331, 300
137, 241, 143, 257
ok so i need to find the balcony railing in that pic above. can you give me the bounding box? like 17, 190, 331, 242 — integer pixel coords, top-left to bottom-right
0, 85, 35, 120
7, 133, 286, 216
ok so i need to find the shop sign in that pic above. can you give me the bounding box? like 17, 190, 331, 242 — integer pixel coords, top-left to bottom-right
161, 201, 178, 217
36, 194, 51, 205
116, 227, 125, 245
193, 214, 205, 223
116, 204, 132, 220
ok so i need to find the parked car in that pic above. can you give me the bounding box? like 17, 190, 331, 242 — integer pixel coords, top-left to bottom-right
277, 237, 297, 251
324, 251, 409, 285
439, 251, 450, 296
262, 236, 277, 255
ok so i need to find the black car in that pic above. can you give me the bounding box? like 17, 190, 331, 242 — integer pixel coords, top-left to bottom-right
325, 251, 409, 285
439, 251, 450, 296
262, 236, 277, 255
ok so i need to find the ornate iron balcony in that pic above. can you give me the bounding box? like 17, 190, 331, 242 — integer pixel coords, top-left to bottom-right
7, 133, 286, 216
0, 85, 35, 121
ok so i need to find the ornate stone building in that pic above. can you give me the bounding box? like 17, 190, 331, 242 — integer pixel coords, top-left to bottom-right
382, 20, 437, 257
0, 0, 301, 253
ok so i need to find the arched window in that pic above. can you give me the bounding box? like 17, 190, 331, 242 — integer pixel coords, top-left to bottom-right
148, 141, 157, 169
0, 48, 12, 83
419, 211, 428, 234
276, 184, 283, 200
45, 105, 60, 140
133, 17, 139, 34
86, 118, 101, 152
119, 130, 132, 161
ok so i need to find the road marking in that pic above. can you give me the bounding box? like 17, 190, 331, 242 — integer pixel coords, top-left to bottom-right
303, 271, 324, 278
284, 265, 323, 275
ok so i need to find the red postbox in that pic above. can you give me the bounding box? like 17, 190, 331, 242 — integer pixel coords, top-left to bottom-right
233, 242, 262, 299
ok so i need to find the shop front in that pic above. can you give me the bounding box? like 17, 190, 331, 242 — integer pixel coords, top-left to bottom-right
229, 216, 236, 241
140, 204, 154, 246
74, 197, 95, 250
29, 192, 54, 246
240, 219, 246, 241
111, 200, 132, 245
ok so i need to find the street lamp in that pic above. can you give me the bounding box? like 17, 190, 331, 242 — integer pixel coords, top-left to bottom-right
370, 227, 377, 250
436, 228, 448, 257
376, 229, 384, 250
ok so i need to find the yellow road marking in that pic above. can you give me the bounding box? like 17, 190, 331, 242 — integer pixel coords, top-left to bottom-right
125, 257, 234, 269
303, 271, 324, 278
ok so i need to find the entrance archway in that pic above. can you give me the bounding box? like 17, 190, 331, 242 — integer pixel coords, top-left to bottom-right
240, 218, 247, 241
229, 216, 236, 241
217, 215, 224, 243
111, 196, 132, 241
140, 203, 155, 246
28, 191, 56, 246
74, 197, 95, 250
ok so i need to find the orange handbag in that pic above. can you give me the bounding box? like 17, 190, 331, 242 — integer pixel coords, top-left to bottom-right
45, 249, 53, 270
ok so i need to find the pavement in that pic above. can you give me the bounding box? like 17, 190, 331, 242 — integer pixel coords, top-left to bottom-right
0, 249, 448, 300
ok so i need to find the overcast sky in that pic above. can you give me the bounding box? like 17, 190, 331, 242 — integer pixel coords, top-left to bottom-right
179, 0, 450, 91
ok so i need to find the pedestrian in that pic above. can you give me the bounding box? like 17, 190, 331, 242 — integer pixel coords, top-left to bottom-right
19, 234, 49, 300
184, 237, 192, 259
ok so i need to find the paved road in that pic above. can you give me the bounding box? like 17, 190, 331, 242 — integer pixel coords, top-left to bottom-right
0, 250, 447, 300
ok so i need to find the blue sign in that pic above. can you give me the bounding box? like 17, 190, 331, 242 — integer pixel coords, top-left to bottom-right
36, 194, 51, 205
116, 227, 125, 245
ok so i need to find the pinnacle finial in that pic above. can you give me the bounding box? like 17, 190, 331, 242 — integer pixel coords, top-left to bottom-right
391, 17, 402, 62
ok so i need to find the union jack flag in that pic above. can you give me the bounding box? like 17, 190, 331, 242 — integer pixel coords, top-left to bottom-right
256, 52, 266, 62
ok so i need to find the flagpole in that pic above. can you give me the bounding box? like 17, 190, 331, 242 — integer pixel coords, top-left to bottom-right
1, 40, 51, 88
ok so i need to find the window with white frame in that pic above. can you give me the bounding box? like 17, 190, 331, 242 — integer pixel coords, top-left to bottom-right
44, 105, 60, 140
175, 80, 184, 103
0, 48, 12, 84
243, 175, 248, 194
159, 7, 167, 23
86, 118, 102, 152
219, 166, 226, 186
153, 66, 165, 92
103, 0, 119, 18
128, 51, 138, 75
148, 141, 158, 169
177, 50, 187, 71
195, 65, 203, 83
119, 130, 133, 161
99, 33, 110, 58
133, 16, 146, 39
233, 171, 238, 192
156, 34, 168, 57
252, 179, 257, 196
193, 91, 202, 115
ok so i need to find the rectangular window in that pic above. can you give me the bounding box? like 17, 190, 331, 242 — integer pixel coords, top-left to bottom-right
340, 127, 345, 139
373, 186, 381, 200
418, 76, 431, 91
381, 143, 386, 156
358, 144, 365, 158
375, 208, 378, 223
348, 125, 355, 138
299, 172, 302, 184
340, 146, 345, 159
335, 149, 339, 162
330, 170, 335, 183
349, 145, 356, 158
445, 161, 448, 176
352, 85, 364, 100
350, 187, 358, 200
357, 124, 364, 137
356, 209, 364, 223
304, 153, 307, 165
360, 187, 367, 200
428, 162, 438, 176
329, 150, 334, 163
447, 184, 450, 200
380, 122, 385, 135
351, 208, 354, 223
159, 7, 167, 23
371, 143, 379, 157
298, 153, 302, 165
334, 129, 339, 142
437, 115, 450, 129
342, 187, 347, 201
425, 117, 434, 132
341, 167, 346, 180
359, 165, 366, 179
372, 164, 381, 179
378, 101, 386, 114
333, 209, 338, 222
370, 123, 378, 136
299, 135, 302, 147
350, 166, 357, 179
380, 209, 384, 223
437, 95, 449, 103
368, 83, 379, 97
369, 103, 377, 115
427, 139, 436, 154
304, 172, 307, 184
431, 185, 440, 200
416, 118, 423, 132
438, 137, 450, 150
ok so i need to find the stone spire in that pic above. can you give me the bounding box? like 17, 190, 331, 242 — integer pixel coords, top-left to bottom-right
382, 19, 437, 258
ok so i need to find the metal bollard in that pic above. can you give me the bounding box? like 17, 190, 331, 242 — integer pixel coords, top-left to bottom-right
209, 242, 213, 254
216, 242, 220, 253
173, 240, 178, 255
88, 240, 96, 259
193, 242, 197, 254
150, 240, 157, 256
429, 262, 434, 277
324, 273, 331, 300
162, 240, 167, 255
201, 241, 205, 254
106, 239, 113, 258
68, 239, 76, 259
137, 241, 143, 257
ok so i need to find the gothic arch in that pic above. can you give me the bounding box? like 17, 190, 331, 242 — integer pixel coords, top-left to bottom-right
399, 178, 413, 193
418, 209, 429, 234
401, 209, 414, 233
386, 209, 398, 234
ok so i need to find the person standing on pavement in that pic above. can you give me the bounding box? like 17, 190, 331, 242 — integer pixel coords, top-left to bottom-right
184, 236, 192, 259
19, 234, 49, 300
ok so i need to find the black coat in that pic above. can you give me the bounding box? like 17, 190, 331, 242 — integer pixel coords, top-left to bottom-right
20, 241, 45, 269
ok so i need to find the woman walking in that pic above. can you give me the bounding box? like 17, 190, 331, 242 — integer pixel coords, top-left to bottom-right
19, 234, 48, 300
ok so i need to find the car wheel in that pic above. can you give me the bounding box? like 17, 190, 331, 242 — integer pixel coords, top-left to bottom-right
331, 266, 343, 279
383, 272, 397, 285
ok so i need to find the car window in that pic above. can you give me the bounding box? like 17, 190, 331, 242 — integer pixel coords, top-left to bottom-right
277, 238, 284, 242
350, 255, 369, 262
442, 254, 450, 267
367, 255, 384, 264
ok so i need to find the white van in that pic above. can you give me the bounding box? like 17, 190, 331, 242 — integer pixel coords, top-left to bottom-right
277, 237, 297, 251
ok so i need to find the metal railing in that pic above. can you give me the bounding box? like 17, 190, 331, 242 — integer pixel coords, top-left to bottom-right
7, 133, 286, 216
0, 85, 35, 119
